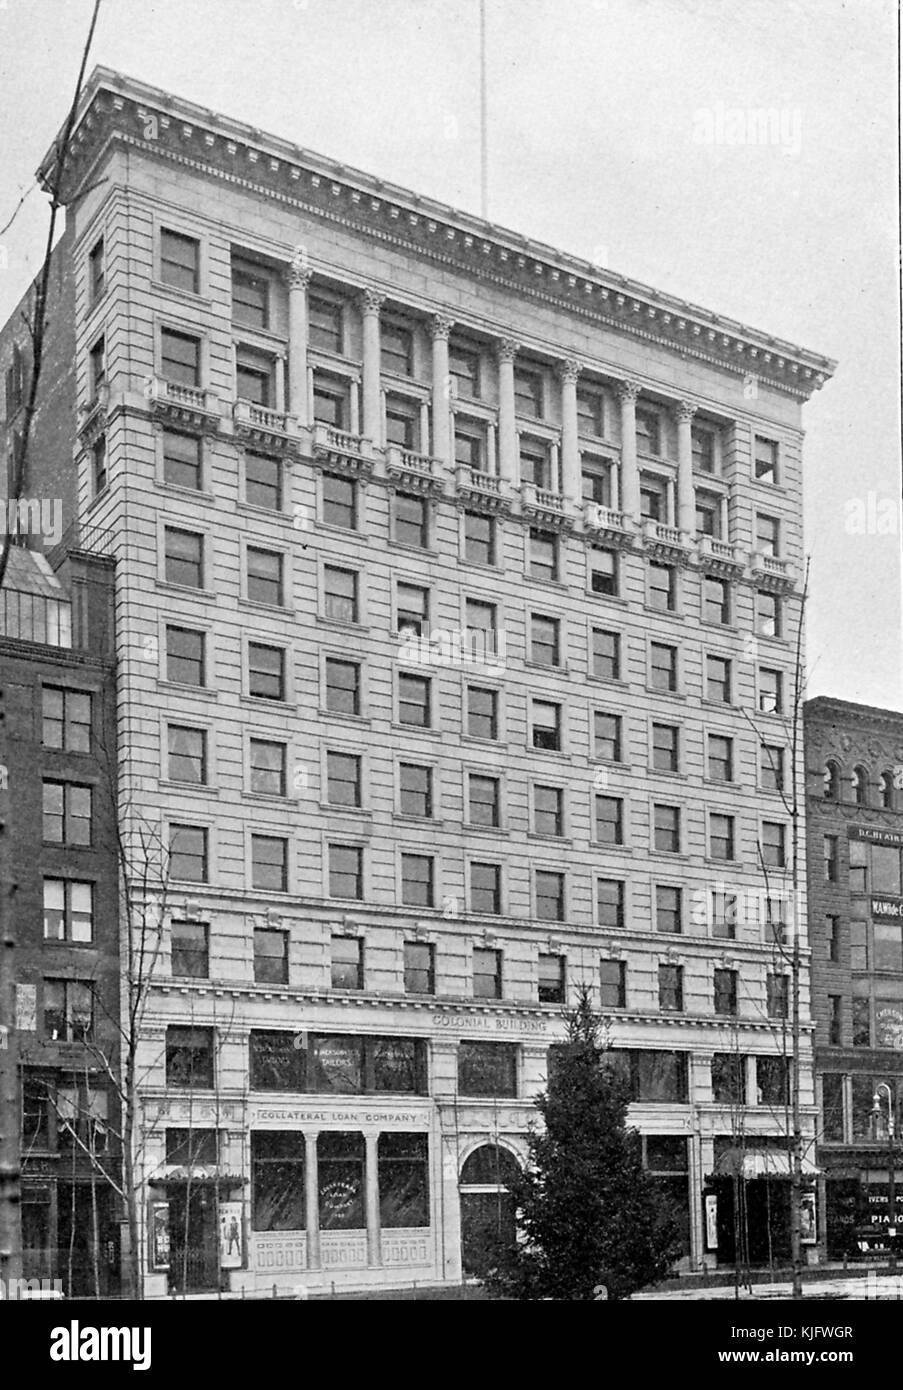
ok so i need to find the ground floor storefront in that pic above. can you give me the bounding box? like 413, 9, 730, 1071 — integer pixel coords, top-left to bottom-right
821, 1160, 903, 1261
21, 1171, 120, 1297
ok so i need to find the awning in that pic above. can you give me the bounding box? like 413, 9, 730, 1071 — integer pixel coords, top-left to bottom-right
711, 1147, 821, 1180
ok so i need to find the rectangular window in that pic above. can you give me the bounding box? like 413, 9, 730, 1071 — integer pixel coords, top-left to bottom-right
759, 667, 783, 714
44, 979, 94, 1042
248, 642, 285, 700
398, 673, 431, 728
400, 763, 433, 818
714, 968, 738, 1016
254, 927, 288, 983
326, 751, 362, 808
636, 409, 661, 457
530, 614, 560, 667
469, 773, 501, 828
708, 734, 734, 782
161, 230, 200, 294
712, 891, 738, 940
243, 451, 282, 510
762, 821, 786, 868
536, 870, 565, 921
538, 953, 565, 1005
454, 422, 487, 471
89, 237, 105, 303
695, 492, 721, 539
161, 327, 201, 387
467, 686, 498, 740
394, 492, 428, 548
761, 744, 784, 792
703, 576, 730, 625
590, 545, 617, 595
93, 432, 107, 492
654, 804, 680, 853
328, 845, 363, 900
577, 387, 605, 438
592, 628, 620, 681
166, 1025, 214, 1088
308, 292, 344, 354
322, 472, 357, 529
471, 861, 502, 914
514, 366, 544, 418
582, 460, 612, 506
331, 936, 364, 990
163, 429, 202, 490
874, 920, 903, 972
397, 582, 429, 635
247, 547, 284, 606
597, 878, 624, 929
649, 562, 676, 612
166, 627, 205, 687
385, 400, 419, 451
236, 353, 273, 407
473, 947, 502, 1000
251, 1131, 306, 1232
251, 835, 287, 892
458, 1042, 517, 1097
42, 782, 92, 845
649, 642, 678, 694
381, 320, 414, 376
449, 339, 481, 398
656, 885, 682, 934
232, 264, 269, 329
595, 794, 623, 845
169, 824, 208, 883
313, 376, 348, 428
164, 527, 203, 588
529, 528, 558, 581
43, 879, 93, 943
42, 687, 91, 752
706, 655, 731, 703
379, 1133, 430, 1228
756, 591, 781, 638
826, 914, 841, 964
829, 994, 843, 1046
852, 998, 870, 1047
767, 974, 789, 1020
712, 1053, 745, 1105
464, 511, 495, 565
594, 711, 622, 761
757, 1056, 789, 1107
324, 566, 358, 623
465, 598, 497, 639
652, 723, 679, 773
404, 941, 435, 995
754, 436, 778, 484
531, 700, 561, 751
171, 921, 209, 979
249, 1031, 307, 1091
89, 337, 105, 398
658, 964, 684, 1013
822, 1074, 844, 1140
325, 658, 360, 715
692, 425, 716, 473
756, 513, 780, 556
401, 853, 434, 908
534, 784, 564, 837
600, 959, 626, 1009
250, 738, 287, 796
710, 813, 735, 861
167, 725, 206, 785
824, 835, 839, 883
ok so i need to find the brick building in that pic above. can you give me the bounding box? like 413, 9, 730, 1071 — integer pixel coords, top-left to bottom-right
0, 542, 119, 1294
3, 67, 836, 1293
804, 696, 903, 1260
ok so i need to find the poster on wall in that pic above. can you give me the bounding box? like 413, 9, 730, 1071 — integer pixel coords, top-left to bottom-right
704, 1193, 718, 1250
800, 1191, 817, 1244
219, 1201, 244, 1269
149, 1201, 170, 1270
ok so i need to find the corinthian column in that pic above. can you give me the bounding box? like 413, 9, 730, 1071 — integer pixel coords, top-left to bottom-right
496, 338, 518, 484
617, 380, 641, 519
677, 400, 697, 537
558, 359, 582, 502
286, 251, 313, 427
359, 288, 385, 443
430, 314, 454, 463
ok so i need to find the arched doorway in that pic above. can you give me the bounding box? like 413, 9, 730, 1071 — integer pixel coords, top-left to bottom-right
459, 1144, 520, 1277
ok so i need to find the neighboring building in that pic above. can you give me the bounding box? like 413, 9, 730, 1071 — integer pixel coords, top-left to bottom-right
805, 696, 903, 1261
0, 542, 119, 1294
3, 67, 835, 1293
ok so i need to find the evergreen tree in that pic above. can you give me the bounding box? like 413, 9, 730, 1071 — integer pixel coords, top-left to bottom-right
487, 989, 682, 1300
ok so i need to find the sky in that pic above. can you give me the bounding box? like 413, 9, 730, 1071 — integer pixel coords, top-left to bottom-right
0, 0, 900, 708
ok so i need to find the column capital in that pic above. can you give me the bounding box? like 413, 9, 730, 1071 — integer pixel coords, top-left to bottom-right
556, 358, 582, 385
617, 379, 641, 403
286, 249, 314, 290
359, 287, 386, 316
677, 400, 697, 423
495, 337, 519, 364
430, 313, 454, 341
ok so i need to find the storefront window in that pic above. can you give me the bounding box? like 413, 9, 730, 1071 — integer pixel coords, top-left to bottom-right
822, 1074, 844, 1141
645, 1136, 690, 1256
875, 998, 903, 1048
251, 1132, 305, 1231
372, 1038, 421, 1092
249, 1031, 306, 1091
851, 1076, 897, 1139
756, 1056, 790, 1107
635, 1051, 688, 1102
872, 845, 902, 895
458, 1042, 518, 1097
318, 1132, 365, 1230
311, 1036, 365, 1093
712, 1053, 746, 1105
378, 1134, 430, 1228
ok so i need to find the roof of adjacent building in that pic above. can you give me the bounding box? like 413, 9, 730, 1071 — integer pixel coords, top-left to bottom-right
804, 695, 903, 725
38, 67, 836, 402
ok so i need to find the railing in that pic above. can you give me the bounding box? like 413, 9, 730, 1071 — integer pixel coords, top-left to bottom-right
455, 465, 502, 495
311, 423, 370, 457
153, 379, 210, 411
644, 519, 683, 545
385, 445, 438, 478
0, 589, 72, 647
700, 536, 734, 560
233, 399, 290, 434
749, 549, 792, 579
583, 502, 627, 531
522, 482, 565, 513
46, 518, 117, 570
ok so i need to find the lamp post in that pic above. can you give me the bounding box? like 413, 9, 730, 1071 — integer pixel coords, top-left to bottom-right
872, 1084, 896, 1271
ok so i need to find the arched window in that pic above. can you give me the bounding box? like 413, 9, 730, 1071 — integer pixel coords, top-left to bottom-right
852, 766, 869, 806
823, 762, 841, 801
880, 771, 895, 810
460, 1144, 521, 1188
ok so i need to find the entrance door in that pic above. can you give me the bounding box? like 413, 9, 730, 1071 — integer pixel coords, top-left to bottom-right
168, 1188, 219, 1293
56, 1183, 114, 1297
459, 1145, 520, 1278
712, 1177, 791, 1266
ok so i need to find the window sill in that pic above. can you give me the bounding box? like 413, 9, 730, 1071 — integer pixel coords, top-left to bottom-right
152, 279, 212, 309
240, 694, 291, 711
319, 803, 373, 820
318, 519, 363, 539
158, 680, 218, 699
158, 483, 216, 505
587, 590, 627, 605
528, 833, 572, 846
318, 708, 371, 725
316, 616, 369, 634
236, 500, 290, 524
157, 581, 216, 602
643, 605, 684, 621
240, 598, 293, 618
159, 779, 220, 796
467, 823, 509, 837
524, 660, 569, 677
387, 539, 437, 557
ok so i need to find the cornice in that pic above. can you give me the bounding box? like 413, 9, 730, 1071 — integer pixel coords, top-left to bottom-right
39, 68, 836, 403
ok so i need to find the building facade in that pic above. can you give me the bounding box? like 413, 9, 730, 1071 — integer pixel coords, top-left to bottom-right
804, 697, 903, 1261
0, 543, 119, 1294
7, 67, 835, 1293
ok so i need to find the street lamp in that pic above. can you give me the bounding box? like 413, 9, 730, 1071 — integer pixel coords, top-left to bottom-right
872, 1084, 897, 1271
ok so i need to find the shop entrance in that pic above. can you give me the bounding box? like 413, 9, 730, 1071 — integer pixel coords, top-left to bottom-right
168, 1186, 219, 1293
710, 1176, 792, 1266
56, 1182, 115, 1297
459, 1144, 519, 1278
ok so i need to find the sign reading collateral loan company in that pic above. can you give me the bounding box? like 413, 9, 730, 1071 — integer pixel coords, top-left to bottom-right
850, 825, 903, 849
871, 896, 903, 919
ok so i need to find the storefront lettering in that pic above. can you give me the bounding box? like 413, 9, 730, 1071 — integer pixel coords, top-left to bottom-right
255, 1110, 423, 1125
431, 1013, 548, 1034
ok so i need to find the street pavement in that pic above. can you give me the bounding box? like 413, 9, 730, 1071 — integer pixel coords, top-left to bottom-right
632, 1272, 903, 1300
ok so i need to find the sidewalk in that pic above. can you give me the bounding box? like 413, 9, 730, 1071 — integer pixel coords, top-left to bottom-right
633, 1271, 903, 1300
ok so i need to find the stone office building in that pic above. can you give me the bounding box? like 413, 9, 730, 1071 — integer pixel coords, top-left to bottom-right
10, 67, 834, 1292
804, 697, 903, 1260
